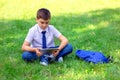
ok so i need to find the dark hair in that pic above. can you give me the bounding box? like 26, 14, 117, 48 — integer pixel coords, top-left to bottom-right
36, 8, 51, 20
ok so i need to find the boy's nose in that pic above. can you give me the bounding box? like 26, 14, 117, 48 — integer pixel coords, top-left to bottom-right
43, 24, 47, 27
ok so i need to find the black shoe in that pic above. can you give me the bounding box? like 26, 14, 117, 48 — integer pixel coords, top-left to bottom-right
40, 56, 49, 66
107, 56, 113, 63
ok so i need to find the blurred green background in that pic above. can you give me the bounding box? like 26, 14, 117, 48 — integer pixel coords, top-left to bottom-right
0, 0, 120, 80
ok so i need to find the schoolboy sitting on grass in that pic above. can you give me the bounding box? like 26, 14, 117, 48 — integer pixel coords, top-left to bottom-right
21, 8, 73, 66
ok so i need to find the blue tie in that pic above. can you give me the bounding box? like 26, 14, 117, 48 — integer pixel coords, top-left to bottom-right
41, 31, 46, 48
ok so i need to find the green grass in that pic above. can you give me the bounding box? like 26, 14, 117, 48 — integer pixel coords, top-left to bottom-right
0, 0, 120, 80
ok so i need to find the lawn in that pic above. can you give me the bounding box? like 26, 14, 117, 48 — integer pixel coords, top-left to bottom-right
0, 0, 120, 80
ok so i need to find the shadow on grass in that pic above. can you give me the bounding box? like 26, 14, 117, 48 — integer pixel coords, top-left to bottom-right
0, 8, 120, 79
52, 8, 120, 56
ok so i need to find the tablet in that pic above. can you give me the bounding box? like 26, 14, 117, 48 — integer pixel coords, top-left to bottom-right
39, 48, 59, 54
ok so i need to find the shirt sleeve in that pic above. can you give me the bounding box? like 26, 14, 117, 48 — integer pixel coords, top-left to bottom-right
25, 28, 34, 43
51, 25, 62, 38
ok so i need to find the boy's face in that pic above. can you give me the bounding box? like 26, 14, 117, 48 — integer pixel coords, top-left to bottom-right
36, 18, 50, 30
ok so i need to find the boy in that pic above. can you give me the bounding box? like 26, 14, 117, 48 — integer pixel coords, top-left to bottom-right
21, 8, 73, 66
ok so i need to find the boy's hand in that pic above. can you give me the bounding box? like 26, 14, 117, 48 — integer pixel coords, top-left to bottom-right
52, 50, 59, 57
36, 48, 42, 57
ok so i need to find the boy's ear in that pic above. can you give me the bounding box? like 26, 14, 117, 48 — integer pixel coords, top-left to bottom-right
36, 18, 38, 20
36, 18, 39, 22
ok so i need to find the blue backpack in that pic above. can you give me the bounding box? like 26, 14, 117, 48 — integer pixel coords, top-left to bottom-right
76, 50, 112, 64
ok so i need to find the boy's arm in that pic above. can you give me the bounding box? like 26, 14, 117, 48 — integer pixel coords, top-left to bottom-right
21, 41, 36, 52
21, 41, 42, 56
53, 35, 68, 56
58, 35, 68, 51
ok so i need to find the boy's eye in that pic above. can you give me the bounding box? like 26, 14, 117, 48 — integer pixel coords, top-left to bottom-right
40, 22, 44, 24
40, 22, 49, 24
46, 22, 49, 24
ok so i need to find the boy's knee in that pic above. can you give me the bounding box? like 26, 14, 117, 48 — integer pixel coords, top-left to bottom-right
67, 44, 73, 53
22, 52, 28, 60
22, 51, 37, 61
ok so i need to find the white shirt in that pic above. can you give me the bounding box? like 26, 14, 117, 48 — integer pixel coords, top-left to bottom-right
25, 24, 61, 48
